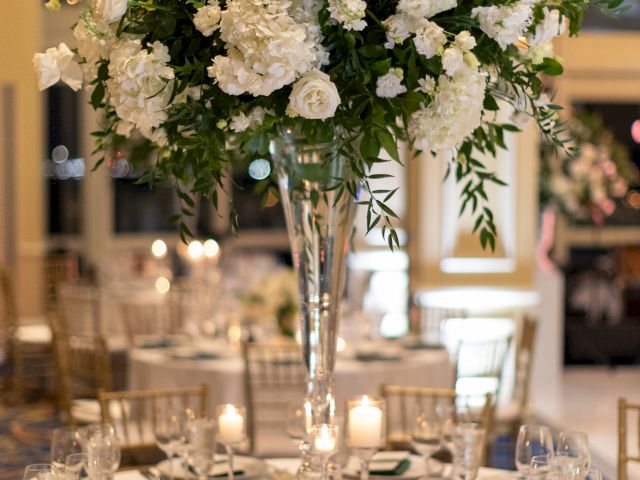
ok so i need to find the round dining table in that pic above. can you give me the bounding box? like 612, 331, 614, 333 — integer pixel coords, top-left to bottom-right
128, 340, 453, 412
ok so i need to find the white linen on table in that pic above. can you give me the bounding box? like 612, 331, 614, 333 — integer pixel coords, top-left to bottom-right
128, 347, 454, 412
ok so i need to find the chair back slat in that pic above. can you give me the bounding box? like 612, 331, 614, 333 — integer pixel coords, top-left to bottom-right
243, 341, 306, 455
619, 397, 640, 480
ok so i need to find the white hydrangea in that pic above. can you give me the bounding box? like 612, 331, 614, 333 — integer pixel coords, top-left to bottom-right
106, 40, 175, 141
376, 68, 407, 98
472, 3, 533, 50
229, 106, 270, 132
409, 68, 487, 152
328, 0, 367, 31
73, 11, 117, 83
383, 14, 413, 48
193, 0, 222, 37
454, 31, 476, 52
397, 0, 457, 19
441, 47, 464, 77
290, 0, 330, 66
208, 0, 318, 97
529, 8, 566, 46
92, 0, 128, 24
413, 19, 447, 58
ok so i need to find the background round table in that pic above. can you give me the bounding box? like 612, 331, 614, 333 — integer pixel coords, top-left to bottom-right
128, 342, 453, 412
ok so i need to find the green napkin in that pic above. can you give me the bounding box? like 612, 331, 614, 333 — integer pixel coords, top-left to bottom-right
369, 459, 411, 476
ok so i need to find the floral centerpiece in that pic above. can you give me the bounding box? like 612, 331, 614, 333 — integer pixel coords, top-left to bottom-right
35, 0, 622, 249
240, 267, 299, 337
540, 112, 637, 224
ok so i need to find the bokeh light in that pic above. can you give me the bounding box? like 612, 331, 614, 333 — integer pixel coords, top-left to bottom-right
151, 239, 168, 258
203, 239, 220, 258
187, 240, 204, 259
155, 276, 171, 294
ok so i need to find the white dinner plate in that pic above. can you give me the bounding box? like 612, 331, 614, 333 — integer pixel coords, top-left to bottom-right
157, 455, 268, 480
342, 454, 426, 480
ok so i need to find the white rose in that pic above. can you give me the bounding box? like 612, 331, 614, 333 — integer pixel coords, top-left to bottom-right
92, 0, 128, 24
33, 43, 83, 91
287, 69, 341, 120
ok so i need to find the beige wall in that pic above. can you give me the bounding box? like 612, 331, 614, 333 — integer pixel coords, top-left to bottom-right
0, 3, 45, 316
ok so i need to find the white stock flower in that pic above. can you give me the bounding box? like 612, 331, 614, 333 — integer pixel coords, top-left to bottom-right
416, 75, 436, 94
208, 0, 318, 96
33, 42, 83, 91
472, 3, 533, 50
106, 40, 175, 141
287, 69, 341, 120
73, 11, 117, 83
528, 8, 566, 46
409, 68, 487, 152
442, 47, 464, 76
376, 68, 407, 98
413, 19, 446, 58
454, 31, 476, 52
328, 0, 367, 31
230, 112, 252, 132
92, 0, 128, 24
193, 0, 222, 37
397, 0, 457, 19
383, 14, 412, 48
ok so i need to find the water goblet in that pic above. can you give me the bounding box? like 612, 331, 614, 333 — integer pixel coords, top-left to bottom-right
515, 425, 554, 478
411, 401, 442, 478
81, 424, 121, 480
23, 464, 59, 480
551, 453, 586, 480
452, 423, 485, 480
285, 401, 311, 450
51, 427, 82, 471
346, 395, 385, 480
154, 405, 187, 480
557, 431, 590, 469
529, 454, 552, 480
188, 418, 217, 480
64, 453, 89, 480
216, 404, 247, 480
584, 468, 603, 480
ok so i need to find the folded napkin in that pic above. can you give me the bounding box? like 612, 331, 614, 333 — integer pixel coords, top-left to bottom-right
188, 465, 244, 478
368, 459, 411, 476
138, 339, 176, 349
402, 342, 445, 351
355, 352, 403, 362
172, 351, 220, 360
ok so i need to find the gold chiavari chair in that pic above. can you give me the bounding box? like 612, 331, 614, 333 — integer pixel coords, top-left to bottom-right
45, 253, 80, 313
380, 384, 493, 463
53, 330, 112, 425
56, 281, 102, 336
98, 384, 208, 466
243, 341, 306, 457
495, 316, 538, 433
0, 266, 54, 400
119, 298, 175, 346
618, 397, 640, 480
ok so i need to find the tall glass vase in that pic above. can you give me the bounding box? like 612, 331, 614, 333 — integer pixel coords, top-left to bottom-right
271, 130, 357, 474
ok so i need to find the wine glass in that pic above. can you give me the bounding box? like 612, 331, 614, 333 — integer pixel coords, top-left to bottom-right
285, 402, 311, 450
557, 431, 590, 469
23, 464, 59, 480
154, 405, 187, 480
529, 454, 552, 480
51, 427, 82, 471
515, 425, 554, 478
584, 468, 603, 480
411, 401, 442, 478
187, 418, 217, 480
81, 424, 121, 480
216, 404, 247, 480
551, 453, 586, 480
64, 453, 89, 480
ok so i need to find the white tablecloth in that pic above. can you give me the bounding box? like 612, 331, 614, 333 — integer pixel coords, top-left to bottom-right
128, 344, 453, 412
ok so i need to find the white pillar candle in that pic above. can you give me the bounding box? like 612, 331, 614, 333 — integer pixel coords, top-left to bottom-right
218, 404, 245, 444
348, 396, 383, 448
314, 424, 336, 453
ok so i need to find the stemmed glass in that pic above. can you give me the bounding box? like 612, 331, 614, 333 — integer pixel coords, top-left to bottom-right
515, 425, 554, 478
80, 424, 121, 480
216, 404, 247, 480
154, 405, 187, 480
557, 431, 590, 469
64, 453, 89, 480
23, 464, 59, 480
51, 428, 82, 471
584, 468, 603, 480
285, 402, 310, 451
187, 418, 217, 480
529, 454, 552, 480
346, 395, 385, 480
411, 401, 442, 478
